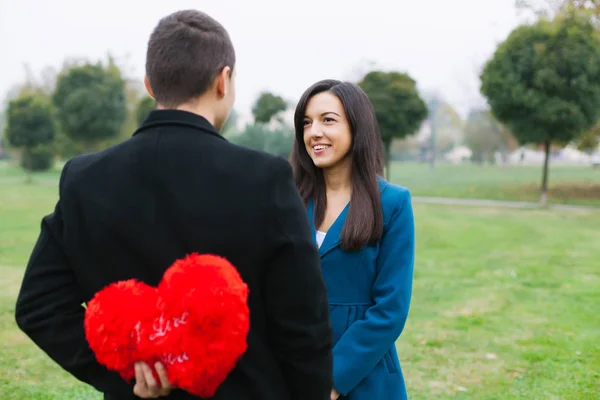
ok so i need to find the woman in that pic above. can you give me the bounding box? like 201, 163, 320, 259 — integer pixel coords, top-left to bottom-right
290, 79, 415, 400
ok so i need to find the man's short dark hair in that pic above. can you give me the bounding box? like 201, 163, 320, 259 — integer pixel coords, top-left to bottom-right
146, 10, 235, 107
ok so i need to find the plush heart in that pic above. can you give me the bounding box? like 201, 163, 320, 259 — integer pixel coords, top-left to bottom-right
84, 253, 250, 398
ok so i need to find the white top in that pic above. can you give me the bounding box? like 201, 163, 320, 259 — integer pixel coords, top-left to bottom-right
316, 231, 326, 248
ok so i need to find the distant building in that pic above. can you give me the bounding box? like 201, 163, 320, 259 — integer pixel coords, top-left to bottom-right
0, 113, 6, 160
506, 145, 593, 165
444, 146, 472, 164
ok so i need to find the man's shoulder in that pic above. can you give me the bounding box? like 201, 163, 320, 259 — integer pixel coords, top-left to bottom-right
226, 140, 287, 164
222, 142, 293, 180
60, 137, 294, 191
58, 142, 127, 191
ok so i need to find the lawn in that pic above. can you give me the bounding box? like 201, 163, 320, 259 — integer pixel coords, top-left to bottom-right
389, 162, 600, 206
2, 159, 598, 206
0, 159, 64, 180
0, 166, 599, 399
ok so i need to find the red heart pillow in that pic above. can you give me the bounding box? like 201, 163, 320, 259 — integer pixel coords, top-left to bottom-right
84, 253, 250, 397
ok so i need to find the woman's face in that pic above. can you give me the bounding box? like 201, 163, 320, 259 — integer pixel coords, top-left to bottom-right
302, 92, 352, 169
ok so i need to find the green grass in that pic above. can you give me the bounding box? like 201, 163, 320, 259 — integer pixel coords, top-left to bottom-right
1, 159, 598, 206
0, 269, 101, 399
0, 160, 65, 180
389, 162, 600, 206
400, 205, 600, 399
0, 182, 58, 266
0, 164, 599, 399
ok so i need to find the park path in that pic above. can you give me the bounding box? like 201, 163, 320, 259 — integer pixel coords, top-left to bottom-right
411, 196, 599, 211
0, 177, 56, 185
1, 177, 597, 212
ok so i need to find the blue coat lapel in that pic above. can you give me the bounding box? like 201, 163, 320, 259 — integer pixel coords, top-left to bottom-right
307, 176, 388, 258
307, 199, 349, 257
307, 200, 317, 247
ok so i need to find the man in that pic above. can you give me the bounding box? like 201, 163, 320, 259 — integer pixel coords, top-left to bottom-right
14, 9, 333, 400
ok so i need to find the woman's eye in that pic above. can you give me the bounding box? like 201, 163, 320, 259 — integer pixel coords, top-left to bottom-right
303, 120, 311, 126
324, 117, 335, 123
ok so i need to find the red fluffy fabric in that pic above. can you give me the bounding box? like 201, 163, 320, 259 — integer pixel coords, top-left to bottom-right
84, 253, 250, 397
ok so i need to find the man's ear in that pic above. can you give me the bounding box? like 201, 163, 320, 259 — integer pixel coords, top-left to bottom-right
143, 75, 155, 99
215, 66, 232, 99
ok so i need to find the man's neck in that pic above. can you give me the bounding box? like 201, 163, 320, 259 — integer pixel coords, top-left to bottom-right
157, 102, 217, 129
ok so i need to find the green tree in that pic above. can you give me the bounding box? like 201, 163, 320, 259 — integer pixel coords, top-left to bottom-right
230, 123, 267, 151
422, 94, 465, 163
230, 123, 294, 157
21, 144, 55, 173
435, 101, 464, 153
359, 71, 428, 179
53, 57, 127, 152
252, 92, 287, 124
135, 95, 156, 125
565, 0, 600, 14
480, 13, 600, 205
497, 122, 520, 164
463, 110, 501, 164
576, 123, 600, 153
0, 109, 5, 156
463, 109, 519, 165
222, 109, 239, 136
4, 91, 56, 181
266, 125, 295, 157
517, 0, 600, 16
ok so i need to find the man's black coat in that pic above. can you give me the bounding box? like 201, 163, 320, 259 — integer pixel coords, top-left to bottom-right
15, 110, 333, 400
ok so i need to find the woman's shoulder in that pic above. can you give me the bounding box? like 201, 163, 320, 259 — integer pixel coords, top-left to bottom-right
376, 177, 414, 236
377, 176, 411, 210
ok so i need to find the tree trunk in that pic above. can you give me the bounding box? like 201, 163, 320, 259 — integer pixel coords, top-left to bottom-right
429, 124, 436, 171
384, 141, 391, 181
499, 143, 508, 167
429, 100, 438, 171
540, 139, 551, 207
24, 147, 32, 184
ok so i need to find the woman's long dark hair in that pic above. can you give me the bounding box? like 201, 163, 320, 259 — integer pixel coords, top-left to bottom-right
290, 79, 385, 251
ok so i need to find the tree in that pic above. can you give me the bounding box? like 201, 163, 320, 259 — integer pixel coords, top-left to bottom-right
230, 122, 294, 158
266, 125, 295, 157
52, 57, 127, 152
434, 101, 464, 153
497, 121, 521, 164
517, 0, 600, 14
359, 71, 428, 179
516, 0, 600, 27
421, 93, 465, 164
222, 109, 239, 136
463, 109, 511, 164
0, 109, 5, 151
576, 123, 600, 153
135, 95, 156, 125
463, 109, 519, 165
515, 0, 564, 18
21, 145, 55, 173
480, 13, 600, 205
251, 92, 287, 124
4, 91, 56, 181
230, 124, 268, 151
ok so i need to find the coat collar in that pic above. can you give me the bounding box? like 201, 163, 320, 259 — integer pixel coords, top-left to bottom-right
307, 199, 349, 257
308, 176, 388, 257
132, 109, 227, 142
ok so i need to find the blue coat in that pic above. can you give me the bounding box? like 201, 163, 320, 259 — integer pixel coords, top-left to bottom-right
307, 177, 415, 400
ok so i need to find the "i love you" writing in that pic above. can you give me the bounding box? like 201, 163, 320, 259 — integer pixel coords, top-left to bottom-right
130, 311, 191, 365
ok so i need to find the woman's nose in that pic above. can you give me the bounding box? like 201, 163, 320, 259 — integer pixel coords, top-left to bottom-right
310, 122, 323, 136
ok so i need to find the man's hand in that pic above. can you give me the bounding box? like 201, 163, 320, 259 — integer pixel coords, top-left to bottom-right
331, 388, 340, 400
133, 361, 172, 398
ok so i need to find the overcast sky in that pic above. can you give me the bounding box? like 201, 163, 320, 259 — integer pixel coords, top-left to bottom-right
0, 0, 525, 122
